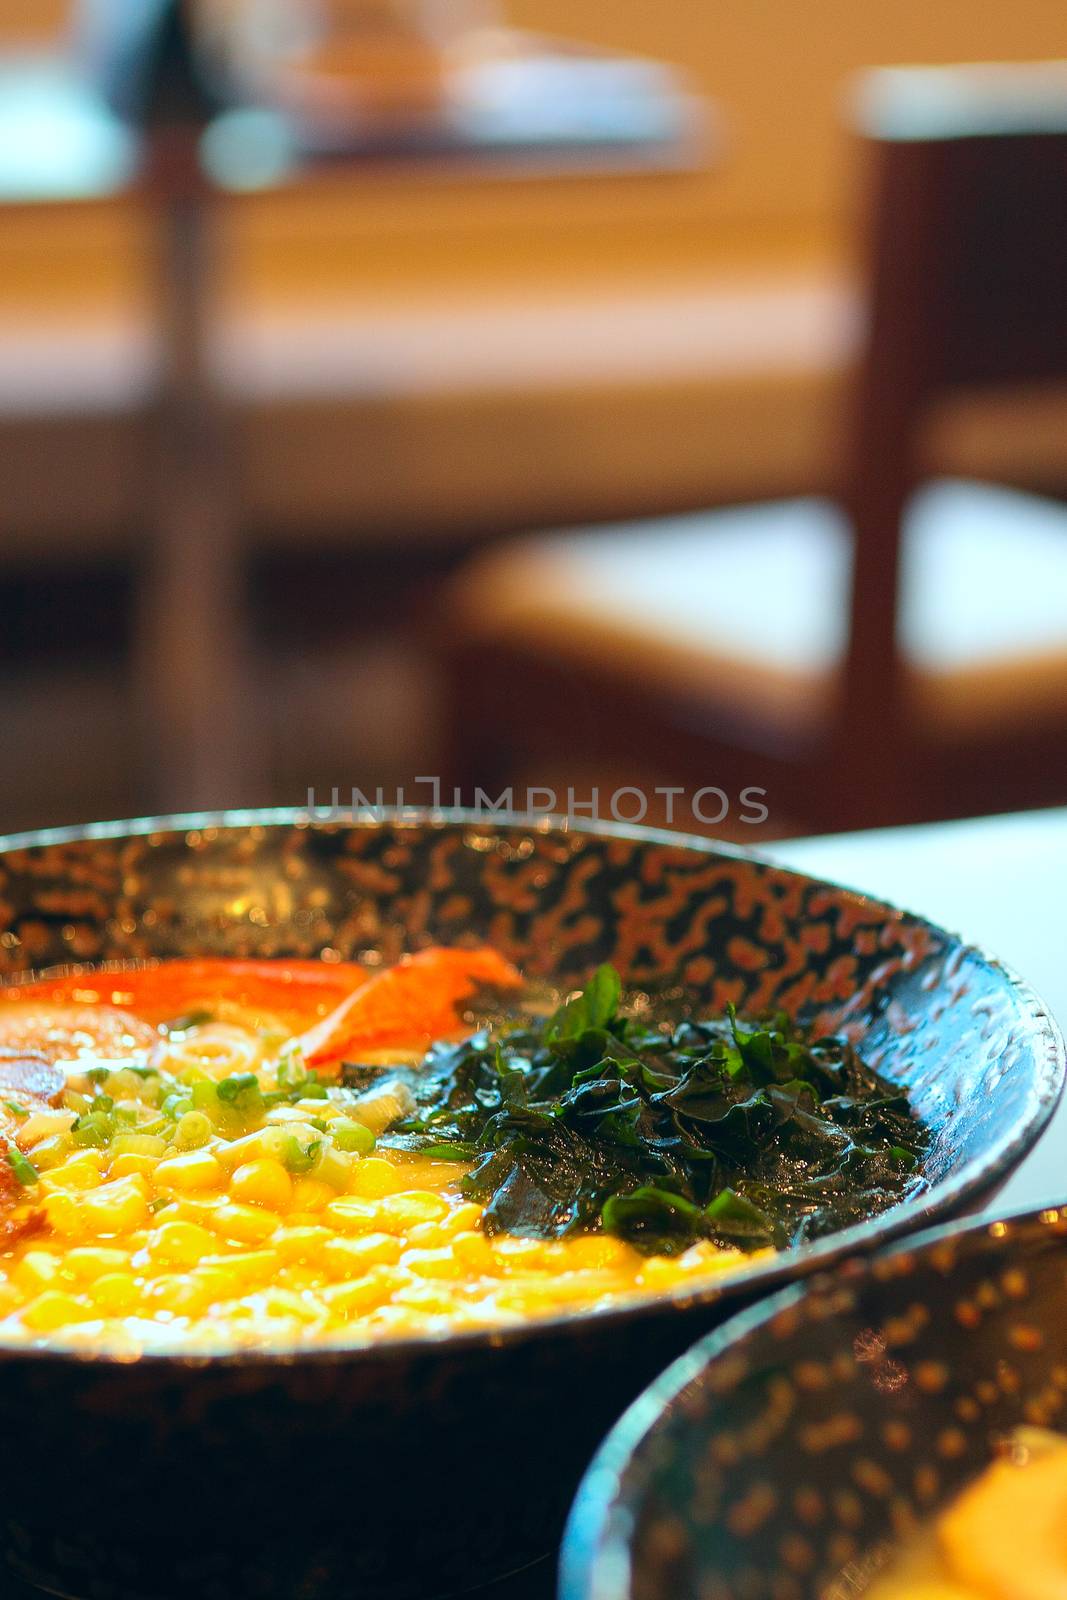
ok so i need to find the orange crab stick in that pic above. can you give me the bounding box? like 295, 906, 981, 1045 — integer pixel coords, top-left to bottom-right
0, 958, 371, 1031
297, 946, 522, 1069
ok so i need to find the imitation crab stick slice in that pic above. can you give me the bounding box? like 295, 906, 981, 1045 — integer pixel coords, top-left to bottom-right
0, 959, 372, 1032
296, 946, 522, 1069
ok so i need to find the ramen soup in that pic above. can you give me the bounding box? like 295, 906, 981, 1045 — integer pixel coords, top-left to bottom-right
864, 1428, 1067, 1600
0, 951, 925, 1352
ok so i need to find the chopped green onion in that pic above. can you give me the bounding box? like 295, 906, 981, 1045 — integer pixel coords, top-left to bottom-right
177, 1065, 213, 1087
276, 1053, 308, 1091
191, 1081, 219, 1112
85, 1066, 111, 1085
174, 1111, 213, 1150
253, 1126, 295, 1164
282, 1134, 322, 1174
6, 1146, 38, 1185
2, 1100, 28, 1120
297, 1075, 329, 1101
161, 1091, 194, 1121
135, 1116, 169, 1138
71, 1111, 115, 1148
217, 1072, 258, 1103
216, 1074, 264, 1121
110, 1132, 168, 1158
29, 1133, 74, 1170
331, 1119, 375, 1156
315, 1146, 354, 1190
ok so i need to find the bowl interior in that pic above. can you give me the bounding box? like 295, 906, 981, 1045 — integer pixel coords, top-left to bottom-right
0, 810, 1060, 1329
561, 1206, 1067, 1600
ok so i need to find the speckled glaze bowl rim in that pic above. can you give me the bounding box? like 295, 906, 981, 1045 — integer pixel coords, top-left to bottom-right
0, 806, 1060, 1371
558, 1198, 1067, 1600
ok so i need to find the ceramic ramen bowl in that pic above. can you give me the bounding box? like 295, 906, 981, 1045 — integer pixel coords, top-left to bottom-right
561, 1205, 1067, 1600
0, 810, 1060, 1600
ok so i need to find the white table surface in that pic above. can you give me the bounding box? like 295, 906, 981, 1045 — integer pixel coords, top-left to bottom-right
771, 807, 1067, 1216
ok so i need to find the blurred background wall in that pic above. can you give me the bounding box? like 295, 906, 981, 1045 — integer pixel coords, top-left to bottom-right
0, 1, 1065, 836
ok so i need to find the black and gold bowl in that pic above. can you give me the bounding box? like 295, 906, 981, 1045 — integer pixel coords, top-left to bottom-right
0, 811, 1060, 1600
561, 1205, 1067, 1600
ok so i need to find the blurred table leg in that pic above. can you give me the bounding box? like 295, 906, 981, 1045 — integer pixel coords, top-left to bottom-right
134, 126, 263, 813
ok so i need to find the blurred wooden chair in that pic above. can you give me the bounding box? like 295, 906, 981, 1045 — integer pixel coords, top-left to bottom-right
442, 61, 1067, 832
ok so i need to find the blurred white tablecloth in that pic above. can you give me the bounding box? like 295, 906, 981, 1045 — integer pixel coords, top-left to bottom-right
772, 807, 1067, 1216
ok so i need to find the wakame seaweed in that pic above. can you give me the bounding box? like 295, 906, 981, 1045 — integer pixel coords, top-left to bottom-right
383, 965, 928, 1256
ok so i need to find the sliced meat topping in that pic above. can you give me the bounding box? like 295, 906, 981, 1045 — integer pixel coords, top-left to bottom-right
0, 1051, 66, 1106
0, 1003, 157, 1067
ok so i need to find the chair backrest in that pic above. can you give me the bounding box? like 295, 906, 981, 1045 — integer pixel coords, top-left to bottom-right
837, 62, 1067, 767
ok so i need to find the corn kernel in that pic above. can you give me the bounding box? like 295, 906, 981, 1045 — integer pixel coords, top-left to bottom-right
146, 1275, 208, 1316
322, 1233, 403, 1274
493, 1236, 562, 1273
230, 1158, 292, 1211
40, 1188, 87, 1237
110, 1153, 163, 1181
155, 1195, 222, 1223
565, 1235, 632, 1271
363, 1304, 431, 1336
146, 1220, 217, 1267
39, 1152, 105, 1193
377, 1191, 450, 1233
390, 1279, 457, 1314
277, 1264, 319, 1293
11, 1251, 64, 1295
323, 1197, 382, 1235
347, 1158, 406, 1199
289, 1178, 333, 1213
405, 1221, 448, 1249
451, 1231, 496, 1273
261, 1288, 324, 1325
438, 1202, 483, 1238
198, 1249, 279, 1290
79, 1174, 149, 1236
212, 1203, 281, 1244
86, 1273, 139, 1314
492, 1285, 560, 1316
321, 1266, 406, 1315
154, 1150, 225, 1190
272, 1225, 331, 1263
636, 1256, 686, 1291
401, 1247, 462, 1281
189, 1263, 240, 1304
386, 1157, 456, 1193
556, 1272, 620, 1304
21, 1289, 90, 1332
64, 1246, 131, 1281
